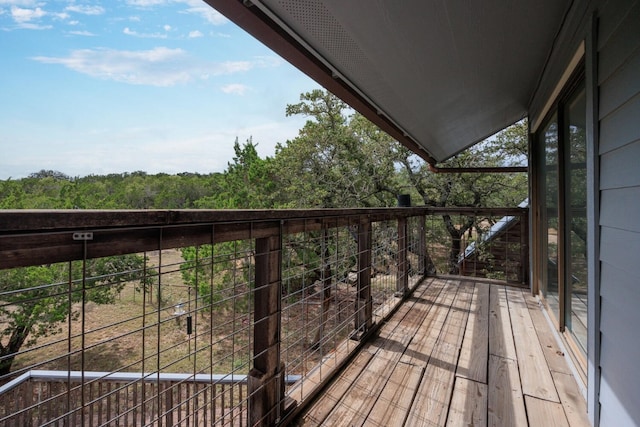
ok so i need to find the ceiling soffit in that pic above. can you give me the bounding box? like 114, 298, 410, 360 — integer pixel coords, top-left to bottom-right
209, 0, 571, 163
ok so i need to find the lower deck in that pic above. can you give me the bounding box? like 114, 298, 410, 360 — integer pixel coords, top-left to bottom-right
295, 277, 590, 426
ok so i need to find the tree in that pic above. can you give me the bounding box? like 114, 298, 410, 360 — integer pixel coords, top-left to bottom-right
275, 89, 528, 274
394, 121, 529, 272
193, 138, 277, 209
0, 255, 150, 376
28, 170, 72, 181
273, 89, 400, 208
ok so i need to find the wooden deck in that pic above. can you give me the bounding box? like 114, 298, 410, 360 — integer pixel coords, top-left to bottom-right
295, 277, 590, 426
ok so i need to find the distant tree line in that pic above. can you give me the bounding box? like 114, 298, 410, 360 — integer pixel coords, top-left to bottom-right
1, 90, 527, 213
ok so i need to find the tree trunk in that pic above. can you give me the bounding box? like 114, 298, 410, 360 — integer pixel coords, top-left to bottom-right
442, 214, 475, 275
312, 231, 332, 350
0, 324, 30, 376
449, 237, 461, 274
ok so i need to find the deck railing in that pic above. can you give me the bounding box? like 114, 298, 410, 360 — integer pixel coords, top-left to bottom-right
0, 206, 527, 426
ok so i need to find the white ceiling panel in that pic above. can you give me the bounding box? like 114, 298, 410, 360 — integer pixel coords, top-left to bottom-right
211, 0, 571, 162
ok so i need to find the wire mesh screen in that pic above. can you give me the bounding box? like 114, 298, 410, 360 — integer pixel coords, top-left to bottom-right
0, 236, 257, 426
424, 210, 528, 284
0, 215, 413, 426
281, 225, 360, 400
0, 208, 527, 426
370, 220, 400, 321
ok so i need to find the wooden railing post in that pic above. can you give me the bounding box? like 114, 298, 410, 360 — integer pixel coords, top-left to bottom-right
354, 220, 373, 339
417, 215, 427, 275
520, 210, 529, 285
249, 234, 284, 426
396, 217, 409, 297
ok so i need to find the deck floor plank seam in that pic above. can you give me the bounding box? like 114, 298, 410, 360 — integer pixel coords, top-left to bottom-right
399, 280, 459, 368
289, 277, 440, 413
295, 279, 591, 427
318, 279, 448, 426
404, 281, 474, 426
456, 281, 490, 383
446, 376, 488, 426
506, 287, 560, 403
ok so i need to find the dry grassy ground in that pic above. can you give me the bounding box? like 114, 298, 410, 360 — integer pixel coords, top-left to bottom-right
12, 249, 360, 378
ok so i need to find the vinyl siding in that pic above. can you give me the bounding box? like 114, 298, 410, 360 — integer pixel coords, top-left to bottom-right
597, 0, 640, 425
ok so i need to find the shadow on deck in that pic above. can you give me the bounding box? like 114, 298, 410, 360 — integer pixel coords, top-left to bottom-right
292, 277, 589, 426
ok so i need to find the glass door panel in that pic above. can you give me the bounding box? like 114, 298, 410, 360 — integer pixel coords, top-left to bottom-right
565, 87, 587, 355
540, 114, 560, 319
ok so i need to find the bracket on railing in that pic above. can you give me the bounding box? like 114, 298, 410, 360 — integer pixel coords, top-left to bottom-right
72, 231, 93, 241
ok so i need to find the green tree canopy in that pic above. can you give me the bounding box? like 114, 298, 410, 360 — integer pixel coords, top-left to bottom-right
0, 255, 152, 375
273, 89, 400, 208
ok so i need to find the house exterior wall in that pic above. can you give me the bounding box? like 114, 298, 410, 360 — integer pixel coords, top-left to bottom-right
530, 0, 640, 425
596, 1, 640, 425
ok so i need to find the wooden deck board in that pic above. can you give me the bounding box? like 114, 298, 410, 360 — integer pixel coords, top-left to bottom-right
297, 278, 590, 427
525, 395, 570, 427
506, 287, 559, 402
287, 278, 443, 408
366, 362, 424, 426
321, 279, 447, 426
301, 350, 374, 425
446, 377, 487, 426
399, 280, 458, 367
551, 371, 591, 427
522, 292, 574, 375
488, 285, 517, 360
488, 354, 528, 427
405, 282, 474, 426
456, 281, 489, 383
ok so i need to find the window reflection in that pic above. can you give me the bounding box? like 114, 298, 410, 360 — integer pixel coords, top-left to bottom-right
566, 87, 587, 355
541, 115, 559, 317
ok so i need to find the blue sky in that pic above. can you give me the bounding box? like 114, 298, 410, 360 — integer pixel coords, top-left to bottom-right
0, 0, 319, 179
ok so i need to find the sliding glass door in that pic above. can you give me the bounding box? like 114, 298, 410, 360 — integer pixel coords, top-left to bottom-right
536, 76, 587, 360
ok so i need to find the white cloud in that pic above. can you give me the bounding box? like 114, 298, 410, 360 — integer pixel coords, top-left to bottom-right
7, 4, 68, 28
221, 83, 249, 96
178, 0, 227, 25
123, 26, 167, 39
11, 5, 45, 23
33, 47, 191, 86
125, 0, 166, 6
12, 21, 51, 29
0, 1, 39, 6
31, 48, 281, 87
52, 11, 69, 20
119, 0, 227, 25
68, 30, 95, 36
65, 5, 105, 16
188, 29, 202, 38
215, 61, 252, 74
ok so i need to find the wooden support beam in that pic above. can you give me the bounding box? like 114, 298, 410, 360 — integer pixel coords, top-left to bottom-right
354, 220, 373, 338
428, 165, 528, 174
520, 210, 529, 285
417, 215, 427, 274
396, 217, 409, 297
249, 234, 284, 426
